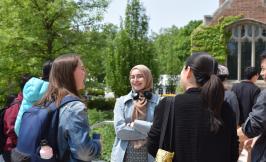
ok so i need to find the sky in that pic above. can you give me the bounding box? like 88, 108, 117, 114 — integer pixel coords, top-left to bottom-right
103, 0, 219, 33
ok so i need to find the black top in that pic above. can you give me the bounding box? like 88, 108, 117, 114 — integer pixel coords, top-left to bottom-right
231, 81, 261, 125
147, 88, 239, 162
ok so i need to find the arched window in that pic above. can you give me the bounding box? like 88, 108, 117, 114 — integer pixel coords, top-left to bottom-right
227, 21, 266, 80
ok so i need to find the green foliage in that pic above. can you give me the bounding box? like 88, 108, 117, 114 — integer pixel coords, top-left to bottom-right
87, 97, 116, 111
191, 16, 241, 62
153, 20, 202, 75
87, 88, 105, 96
94, 125, 115, 162
0, 0, 109, 104
88, 108, 113, 125
80, 26, 118, 84
88, 109, 114, 161
105, 0, 158, 96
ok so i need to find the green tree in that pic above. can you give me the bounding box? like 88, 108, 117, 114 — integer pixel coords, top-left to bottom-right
154, 20, 202, 75
105, 0, 158, 96
0, 0, 109, 105
152, 21, 201, 93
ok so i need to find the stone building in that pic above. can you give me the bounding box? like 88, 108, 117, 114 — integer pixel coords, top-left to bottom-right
204, 0, 266, 80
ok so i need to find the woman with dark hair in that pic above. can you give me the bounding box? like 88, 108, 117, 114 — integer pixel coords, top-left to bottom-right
111, 65, 160, 162
3, 94, 17, 108
42, 60, 53, 81
147, 52, 239, 162
37, 54, 101, 161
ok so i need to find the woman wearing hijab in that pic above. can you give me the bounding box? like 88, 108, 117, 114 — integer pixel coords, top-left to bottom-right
111, 64, 160, 162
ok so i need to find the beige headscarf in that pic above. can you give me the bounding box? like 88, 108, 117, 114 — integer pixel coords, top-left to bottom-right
130, 65, 153, 149
130, 64, 153, 121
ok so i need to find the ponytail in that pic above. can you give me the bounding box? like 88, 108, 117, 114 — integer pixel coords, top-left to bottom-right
186, 52, 226, 133
201, 74, 224, 133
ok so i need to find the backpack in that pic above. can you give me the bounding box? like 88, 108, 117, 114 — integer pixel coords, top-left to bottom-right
0, 98, 21, 154
11, 96, 79, 162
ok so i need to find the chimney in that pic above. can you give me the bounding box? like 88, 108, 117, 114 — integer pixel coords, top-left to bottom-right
219, 0, 225, 6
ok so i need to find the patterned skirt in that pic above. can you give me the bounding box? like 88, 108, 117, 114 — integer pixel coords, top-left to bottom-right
123, 143, 148, 162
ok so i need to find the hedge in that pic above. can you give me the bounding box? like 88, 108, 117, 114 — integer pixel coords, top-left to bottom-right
87, 97, 116, 111
88, 109, 114, 162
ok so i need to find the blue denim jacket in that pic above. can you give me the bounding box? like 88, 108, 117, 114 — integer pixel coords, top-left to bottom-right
58, 101, 101, 162
111, 91, 160, 162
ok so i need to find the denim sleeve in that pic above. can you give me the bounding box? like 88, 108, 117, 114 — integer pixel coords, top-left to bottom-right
113, 97, 147, 140
133, 120, 152, 135
243, 90, 266, 138
66, 102, 101, 161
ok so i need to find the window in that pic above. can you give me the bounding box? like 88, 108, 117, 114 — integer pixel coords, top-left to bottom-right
247, 25, 252, 37
241, 25, 245, 37
263, 29, 266, 37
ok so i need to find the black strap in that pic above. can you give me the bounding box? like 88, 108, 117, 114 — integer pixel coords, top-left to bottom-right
169, 97, 175, 150
43, 96, 80, 137
60, 149, 70, 162
159, 96, 175, 149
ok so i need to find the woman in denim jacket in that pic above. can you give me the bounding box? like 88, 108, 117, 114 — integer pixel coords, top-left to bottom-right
111, 65, 160, 162
37, 54, 101, 162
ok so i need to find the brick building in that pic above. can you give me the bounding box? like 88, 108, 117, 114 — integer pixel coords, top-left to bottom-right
204, 0, 266, 80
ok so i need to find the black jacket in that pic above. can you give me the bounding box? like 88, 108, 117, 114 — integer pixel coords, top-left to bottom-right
147, 88, 239, 162
243, 89, 266, 162
231, 81, 261, 125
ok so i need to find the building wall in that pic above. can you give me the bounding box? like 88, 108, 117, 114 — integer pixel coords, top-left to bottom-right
210, 0, 266, 25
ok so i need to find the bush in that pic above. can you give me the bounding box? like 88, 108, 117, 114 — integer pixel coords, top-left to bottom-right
87, 88, 105, 96
87, 97, 116, 111
88, 109, 114, 162
94, 125, 115, 162
88, 108, 113, 125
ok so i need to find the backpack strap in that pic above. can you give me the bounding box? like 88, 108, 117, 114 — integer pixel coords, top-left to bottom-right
59, 96, 80, 108
43, 95, 80, 135
159, 96, 175, 149
42, 95, 80, 160
47, 95, 80, 110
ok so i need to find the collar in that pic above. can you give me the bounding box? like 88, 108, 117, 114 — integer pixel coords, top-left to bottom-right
241, 80, 255, 85
185, 87, 201, 94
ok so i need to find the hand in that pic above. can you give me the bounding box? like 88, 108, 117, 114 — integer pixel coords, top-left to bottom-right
243, 138, 253, 151
237, 127, 249, 142
130, 122, 134, 127
126, 122, 135, 127
237, 127, 249, 153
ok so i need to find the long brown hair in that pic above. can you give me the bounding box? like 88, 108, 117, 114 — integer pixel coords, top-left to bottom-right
37, 54, 82, 106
